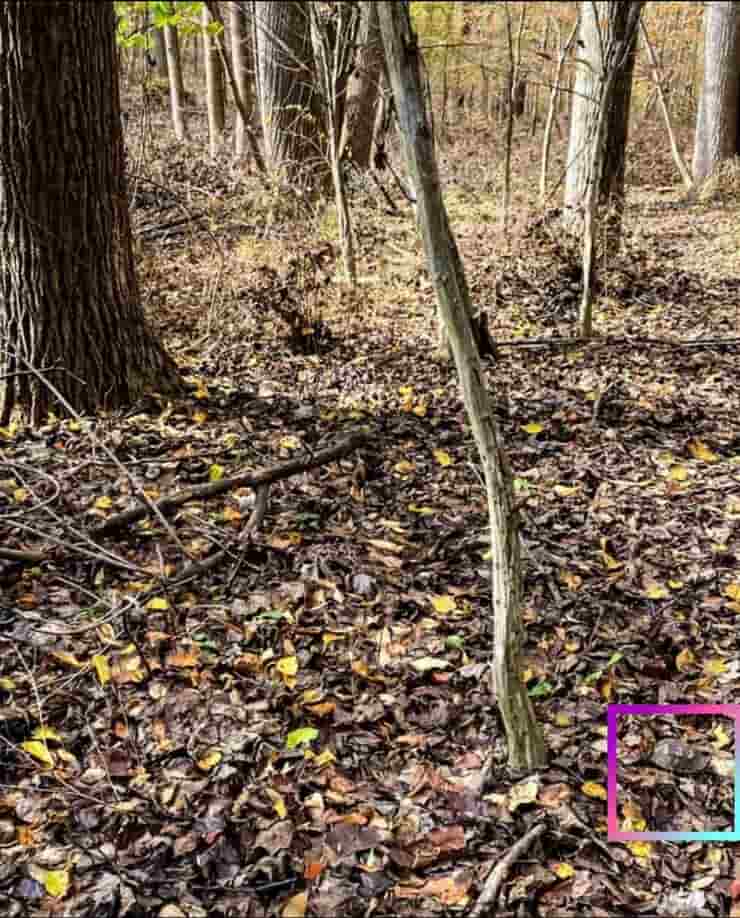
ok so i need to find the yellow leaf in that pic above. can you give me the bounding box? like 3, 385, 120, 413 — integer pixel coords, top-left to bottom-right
277, 656, 298, 677
581, 782, 607, 800
193, 410, 208, 424
266, 788, 287, 819
522, 422, 543, 435
222, 506, 242, 522
669, 465, 688, 481
95, 496, 113, 510
713, 725, 731, 749
627, 841, 652, 860
276, 656, 298, 687
50, 650, 84, 669
704, 658, 727, 676
194, 382, 209, 399
280, 436, 300, 450
398, 385, 414, 397
92, 654, 110, 686
314, 747, 336, 768
553, 863, 575, 880
394, 460, 416, 474
13, 487, 29, 504
675, 648, 695, 671
0, 677, 16, 691
554, 713, 571, 727
21, 740, 55, 768
146, 597, 169, 611
644, 583, 669, 600
209, 464, 225, 481
283, 891, 308, 918
554, 484, 579, 497
43, 868, 70, 899
725, 582, 740, 601
413, 402, 427, 417
408, 504, 435, 515
431, 595, 457, 614
433, 449, 453, 466
196, 748, 223, 771
32, 726, 62, 743
688, 439, 719, 463
322, 633, 343, 649
668, 580, 683, 590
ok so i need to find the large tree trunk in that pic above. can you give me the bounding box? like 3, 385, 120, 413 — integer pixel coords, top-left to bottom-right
562, 1, 642, 241
378, 1, 545, 773
253, 0, 324, 189
151, 25, 169, 80
231, 0, 254, 158
0, 1, 179, 425
692, 0, 740, 184
339, 1, 384, 169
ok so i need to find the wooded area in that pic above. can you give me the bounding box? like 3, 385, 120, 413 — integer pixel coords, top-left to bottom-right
1, 1, 739, 915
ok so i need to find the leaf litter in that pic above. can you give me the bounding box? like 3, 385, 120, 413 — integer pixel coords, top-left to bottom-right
0, 104, 739, 916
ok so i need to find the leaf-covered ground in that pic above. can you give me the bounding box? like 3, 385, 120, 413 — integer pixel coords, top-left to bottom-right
2, 97, 740, 917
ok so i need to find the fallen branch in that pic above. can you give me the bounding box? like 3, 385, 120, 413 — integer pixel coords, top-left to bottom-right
470, 821, 546, 918
92, 432, 367, 537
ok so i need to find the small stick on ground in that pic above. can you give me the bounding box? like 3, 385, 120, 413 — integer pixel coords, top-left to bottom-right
470, 821, 547, 918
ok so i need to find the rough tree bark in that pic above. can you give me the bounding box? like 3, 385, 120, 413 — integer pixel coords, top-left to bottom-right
253, 0, 324, 189
339, 1, 385, 169
562, 1, 643, 242
230, 0, 254, 158
151, 24, 169, 79
203, 3, 225, 157
0, 1, 179, 425
378, 0, 546, 772
692, 0, 740, 184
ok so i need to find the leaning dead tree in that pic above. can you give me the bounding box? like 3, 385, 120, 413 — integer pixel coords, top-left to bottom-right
378, 0, 546, 772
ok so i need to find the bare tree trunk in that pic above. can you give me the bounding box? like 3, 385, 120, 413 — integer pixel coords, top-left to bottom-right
339, 0, 384, 169
502, 2, 515, 234
377, 0, 545, 774
0, 1, 179, 425
310, 3, 359, 285
164, 3, 188, 141
253, 0, 324, 189
152, 25, 169, 79
230, 0, 253, 158
540, 17, 578, 205
573, 2, 645, 338
640, 20, 693, 191
692, 0, 740, 183
203, 3, 225, 157
562, 1, 643, 242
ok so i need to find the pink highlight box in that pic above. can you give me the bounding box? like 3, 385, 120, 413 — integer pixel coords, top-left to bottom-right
607, 704, 740, 842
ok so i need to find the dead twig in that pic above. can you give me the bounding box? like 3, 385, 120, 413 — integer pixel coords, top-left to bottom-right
470, 821, 547, 918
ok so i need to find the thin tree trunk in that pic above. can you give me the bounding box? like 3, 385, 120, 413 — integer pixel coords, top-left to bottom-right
164, 3, 188, 140
152, 25, 169, 79
540, 18, 578, 205
640, 20, 693, 191
377, 0, 545, 774
0, 1, 179, 425
203, 3, 225, 157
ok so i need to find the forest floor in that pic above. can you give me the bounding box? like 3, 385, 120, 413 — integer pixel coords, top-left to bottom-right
2, 96, 740, 917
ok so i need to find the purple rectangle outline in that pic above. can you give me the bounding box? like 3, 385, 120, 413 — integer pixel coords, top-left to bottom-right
607, 704, 740, 842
